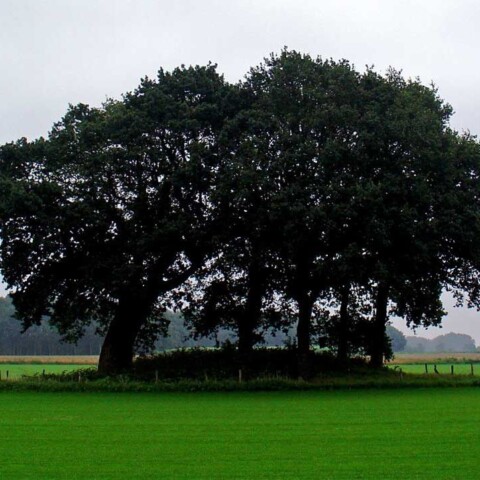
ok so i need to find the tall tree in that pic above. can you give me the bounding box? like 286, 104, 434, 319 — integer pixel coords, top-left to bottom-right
351, 70, 480, 366
0, 65, 233, 373
241, 51, 362, 375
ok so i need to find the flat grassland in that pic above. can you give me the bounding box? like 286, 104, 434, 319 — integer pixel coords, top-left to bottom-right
0, 363, 90, 379
0, 357, 97, 379
391, 363, 478, 375
389, 352, 480, 363
0, 388, 479, 479
0, 355, 98, 364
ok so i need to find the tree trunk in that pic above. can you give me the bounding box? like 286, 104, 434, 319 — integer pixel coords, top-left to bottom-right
237, 259, 265, 380
370, 283, 389, 368
297, 293, 314, 378
237, 260, 264, 356
337, 285, 350, 366
98, 295, 147, 375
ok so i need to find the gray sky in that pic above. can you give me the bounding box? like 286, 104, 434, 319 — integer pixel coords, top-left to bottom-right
1, 0, 480, 340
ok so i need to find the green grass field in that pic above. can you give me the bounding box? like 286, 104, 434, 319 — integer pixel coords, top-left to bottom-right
1, 388, 479, 479
0, 363, 87, 379
390, 363, 478, 375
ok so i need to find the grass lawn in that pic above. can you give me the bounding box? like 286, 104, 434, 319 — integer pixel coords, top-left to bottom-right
0, 363, 89, 379
0, 388, 479, 479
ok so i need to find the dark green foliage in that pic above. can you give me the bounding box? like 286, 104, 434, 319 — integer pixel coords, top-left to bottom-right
133, 347, 368, 381
2, 50, 480, 375
0, 65, 235, 373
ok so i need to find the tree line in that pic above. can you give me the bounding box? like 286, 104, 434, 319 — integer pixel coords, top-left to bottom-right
0, 296, 103, 355
1, 294, 476, 356
1, 50, 480, 375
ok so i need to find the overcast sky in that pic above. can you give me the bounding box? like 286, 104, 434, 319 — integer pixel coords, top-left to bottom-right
1, 0, 480, 341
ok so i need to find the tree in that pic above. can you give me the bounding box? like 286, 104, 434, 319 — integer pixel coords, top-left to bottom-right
3, 52, 480, 376
0, 65, 234, 373
386, 325, 406, 352
353, 71, 480, 366
235, 50, 363, 375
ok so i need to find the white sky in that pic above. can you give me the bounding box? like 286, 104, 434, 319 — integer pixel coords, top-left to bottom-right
1, 0, 480, 340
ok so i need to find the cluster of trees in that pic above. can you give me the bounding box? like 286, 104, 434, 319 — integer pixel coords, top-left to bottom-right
403, 332, 477, 353
0, 296, 103, 355
0, 296, 291, 354
1, 50, 480, 375
2, 293, 476, 356
386, 325, 477, 353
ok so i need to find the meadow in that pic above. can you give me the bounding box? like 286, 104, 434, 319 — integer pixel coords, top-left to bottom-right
0, 388, 479, 479
389, 353, 480, 364
0, 363, 90, 379
391, 363, 478, 375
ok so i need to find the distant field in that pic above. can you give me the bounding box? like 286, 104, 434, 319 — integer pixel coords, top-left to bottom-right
0, 363, 91, 379
390, 363, 479, 375
389, 352, 480, 364
0, 388, 479, 479
0, 355, 98, 365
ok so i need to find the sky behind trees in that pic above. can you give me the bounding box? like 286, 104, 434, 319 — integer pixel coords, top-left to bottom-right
1, 0, 480, 341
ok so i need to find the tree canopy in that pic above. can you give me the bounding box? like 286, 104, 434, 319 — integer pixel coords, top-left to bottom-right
1, 50, 480, 375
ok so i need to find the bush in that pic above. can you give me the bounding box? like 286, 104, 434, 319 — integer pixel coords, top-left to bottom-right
132, 346, 369, 381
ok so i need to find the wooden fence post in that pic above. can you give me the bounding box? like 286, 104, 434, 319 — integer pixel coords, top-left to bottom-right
425, 363, 428, 374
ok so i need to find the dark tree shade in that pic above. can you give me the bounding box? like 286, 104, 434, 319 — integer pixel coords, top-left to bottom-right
2, 52, 480, 375
0, 65, 234, 373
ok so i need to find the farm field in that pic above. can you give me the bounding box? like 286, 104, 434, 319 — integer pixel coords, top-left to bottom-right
0, 388, 479, 479
0, 355, 98, 365
0, 356, 97, 379
0, 363, 90, 379
389, 352, 480, 364
390, 363, 479, 375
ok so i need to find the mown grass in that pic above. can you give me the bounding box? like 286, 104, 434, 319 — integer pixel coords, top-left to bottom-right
0, 388, 479, 479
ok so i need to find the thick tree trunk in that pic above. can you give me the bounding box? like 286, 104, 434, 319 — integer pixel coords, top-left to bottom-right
297, 293, 314, 378
297, 296, 313, 354
98, 295, 147, 375
237, 259, 265, 379
237, 261, 264, 356
370, 283, 389, 368
337, 285, 350, 366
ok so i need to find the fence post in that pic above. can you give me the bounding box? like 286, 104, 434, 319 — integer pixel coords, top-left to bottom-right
451, 365, 454, 375
425, 363, 428, 374
6, 370, 8, 380
471, 363, 474, 376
